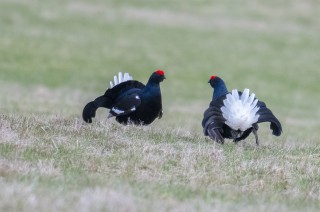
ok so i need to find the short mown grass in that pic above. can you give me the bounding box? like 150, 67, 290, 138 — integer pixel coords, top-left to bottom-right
1, 0, 320, 211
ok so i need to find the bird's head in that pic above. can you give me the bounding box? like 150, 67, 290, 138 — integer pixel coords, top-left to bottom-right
208, 75, 222, 88
150, 70, 166, 83
208, 75, 228, 100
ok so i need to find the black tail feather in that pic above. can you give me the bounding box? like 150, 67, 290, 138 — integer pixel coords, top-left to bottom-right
202, 105, 224, 128
202, 102, 225, 143
207, 123, 224, 144
257, 107, 282, 136
82, 95, 113, 123
82, 102, 97, 123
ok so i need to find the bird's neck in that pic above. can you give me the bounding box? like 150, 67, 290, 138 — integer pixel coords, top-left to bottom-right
213, 81, 228, 101
142, 80, 161, 98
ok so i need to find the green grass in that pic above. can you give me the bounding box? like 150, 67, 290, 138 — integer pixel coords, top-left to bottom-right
1, 0, 320, 211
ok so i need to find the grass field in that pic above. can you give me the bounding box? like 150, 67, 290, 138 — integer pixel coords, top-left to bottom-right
1, 0, 320, 211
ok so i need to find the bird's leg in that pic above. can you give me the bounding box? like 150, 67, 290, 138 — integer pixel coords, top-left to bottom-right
252, 124, 259, 145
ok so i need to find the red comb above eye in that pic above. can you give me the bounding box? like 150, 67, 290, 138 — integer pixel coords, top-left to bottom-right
156, 70, 165, 75
210, 76, 217, 80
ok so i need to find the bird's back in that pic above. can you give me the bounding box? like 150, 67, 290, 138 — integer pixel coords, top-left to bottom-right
104, 80, 145, 108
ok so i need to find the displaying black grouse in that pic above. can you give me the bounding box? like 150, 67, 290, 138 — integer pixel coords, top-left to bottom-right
82, 70, 165, 125
202, 76, 282, 145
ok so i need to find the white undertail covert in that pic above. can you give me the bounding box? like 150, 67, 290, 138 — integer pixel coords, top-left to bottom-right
110, 72, 133, 88
221, 89, 260, 131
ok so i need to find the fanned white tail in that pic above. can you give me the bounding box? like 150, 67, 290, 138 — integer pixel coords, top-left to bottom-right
221, 89, 260, 131
110, 72, 133, 88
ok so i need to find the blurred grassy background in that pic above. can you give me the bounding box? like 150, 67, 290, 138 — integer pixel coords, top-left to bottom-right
1, 0, 319, 135
1, 0, 320, 210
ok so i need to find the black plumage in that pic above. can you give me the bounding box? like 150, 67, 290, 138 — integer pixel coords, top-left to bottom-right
82, 70, 165, 125
202, 76, 282, 145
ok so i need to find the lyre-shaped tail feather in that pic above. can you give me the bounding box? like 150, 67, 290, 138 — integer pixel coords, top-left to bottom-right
82, 95, 113, 123
202, 103, 225, 142
256, 105, 282, 136
202, 104, 224, 128
207, 124, 224, 143
110, 72, 133, 88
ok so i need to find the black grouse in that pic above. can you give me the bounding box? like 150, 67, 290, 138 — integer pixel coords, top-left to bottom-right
82, 70, 165, 125
202, 75, 282, 145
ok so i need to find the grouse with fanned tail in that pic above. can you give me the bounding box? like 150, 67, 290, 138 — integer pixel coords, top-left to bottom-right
82, 70, 165, 125
202, 76, 282, 145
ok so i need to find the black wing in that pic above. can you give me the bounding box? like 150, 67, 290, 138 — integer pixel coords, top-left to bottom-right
109, 93, 141, 117
256, 101, 282, 136
82, 80, 145, 123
